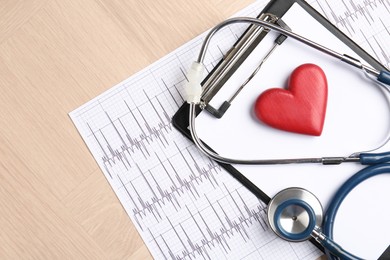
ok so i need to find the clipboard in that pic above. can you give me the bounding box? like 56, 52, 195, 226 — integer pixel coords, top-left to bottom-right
172, 0, 390, 256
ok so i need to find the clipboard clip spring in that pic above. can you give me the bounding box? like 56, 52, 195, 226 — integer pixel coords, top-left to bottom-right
200, 14, 291, 118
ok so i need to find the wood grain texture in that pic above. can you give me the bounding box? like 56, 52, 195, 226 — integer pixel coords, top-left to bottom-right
0, 0, 325, 259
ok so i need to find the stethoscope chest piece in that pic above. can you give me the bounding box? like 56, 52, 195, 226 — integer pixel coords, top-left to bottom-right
267, 187, 323, 242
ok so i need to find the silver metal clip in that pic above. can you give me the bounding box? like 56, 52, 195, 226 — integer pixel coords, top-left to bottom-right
201, 13, 291, 118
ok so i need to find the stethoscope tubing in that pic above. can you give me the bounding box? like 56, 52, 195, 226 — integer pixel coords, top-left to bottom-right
189, 103, 390, 166
323, 163, 390, 259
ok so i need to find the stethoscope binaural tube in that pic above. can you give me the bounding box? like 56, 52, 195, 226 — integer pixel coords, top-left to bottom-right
186, 17, 390, 167
267, 187, 362, 260
195, 18, 390, 81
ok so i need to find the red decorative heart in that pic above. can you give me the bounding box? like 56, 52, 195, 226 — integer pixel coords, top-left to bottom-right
254, 64, 328, 136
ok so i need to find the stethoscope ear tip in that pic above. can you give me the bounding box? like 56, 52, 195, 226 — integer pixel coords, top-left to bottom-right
267, 187, 323, 242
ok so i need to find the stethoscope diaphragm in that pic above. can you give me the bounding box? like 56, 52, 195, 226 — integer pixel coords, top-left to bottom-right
267, 187, 323, 242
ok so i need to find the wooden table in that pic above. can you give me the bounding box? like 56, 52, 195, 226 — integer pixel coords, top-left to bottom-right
0, 0, 260, 258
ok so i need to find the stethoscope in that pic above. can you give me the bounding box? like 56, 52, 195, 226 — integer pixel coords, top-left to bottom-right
184, 16, 390, 260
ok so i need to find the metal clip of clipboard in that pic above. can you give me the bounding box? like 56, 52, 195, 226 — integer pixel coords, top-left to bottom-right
201, 13, 291, 118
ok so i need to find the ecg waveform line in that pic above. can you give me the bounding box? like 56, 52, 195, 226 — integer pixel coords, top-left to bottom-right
116, 142, 224, 231
86, 79, 186, 178
150, 186, 269, 260
87, 48, 231, 179
319, 0, 389, 30
83, 36, 242, 230
313, 0, 390, 67
102, 96, 173, 168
